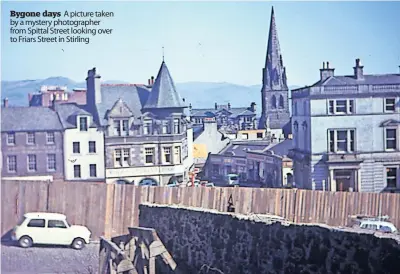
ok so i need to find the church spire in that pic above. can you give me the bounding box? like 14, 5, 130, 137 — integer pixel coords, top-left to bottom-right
263, 6, 287, 90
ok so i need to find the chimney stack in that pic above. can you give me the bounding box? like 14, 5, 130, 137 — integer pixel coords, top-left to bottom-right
353, 58, 364, 80
250, 102, 256, 112
3, 98, 8, 108
214, 102, 218, 110
151, 76, 155, 85
320, 61, 335, 82
86, 67, 102, 106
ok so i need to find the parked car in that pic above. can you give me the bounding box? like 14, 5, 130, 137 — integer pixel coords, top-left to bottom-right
356, 219, 398, 234
225, 174, 240, 186
139, 179, 158, 186
12, 212, 91, 249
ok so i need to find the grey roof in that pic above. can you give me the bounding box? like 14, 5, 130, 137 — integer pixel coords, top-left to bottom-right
55, 103, 96, 129
1, 106, 63, 132
143, 61, 186, 109
93, 84, 150, 126
311, 74, 400, 87
219, 141, 271, 157
191, 107, 255, 118
29, 94, 42, 106
265, 138, 292, 157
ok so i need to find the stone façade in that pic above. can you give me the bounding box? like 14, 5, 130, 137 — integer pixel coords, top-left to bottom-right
139, 204, 400, 274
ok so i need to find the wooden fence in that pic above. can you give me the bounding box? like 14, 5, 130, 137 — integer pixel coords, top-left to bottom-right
1, 180, 400, 240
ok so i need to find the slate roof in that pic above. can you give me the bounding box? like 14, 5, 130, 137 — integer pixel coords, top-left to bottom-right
191, 107, 255, 118
263, 138, 292, 157
1, 106, 63, 132
143, 61, 186, 109
219, 141, 271, 157
310, 74, 400, 87
55, 103, 97, 129
92, 84, 150, 126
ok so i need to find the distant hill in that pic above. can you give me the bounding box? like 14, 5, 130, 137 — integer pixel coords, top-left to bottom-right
1, 77, 300, 112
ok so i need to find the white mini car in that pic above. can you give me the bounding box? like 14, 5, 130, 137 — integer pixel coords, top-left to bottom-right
358, 220, 398, 234
11, 212, 91, 249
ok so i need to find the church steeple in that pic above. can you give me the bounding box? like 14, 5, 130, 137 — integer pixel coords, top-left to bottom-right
258, 6, 291, 136
263, 6, 287, 90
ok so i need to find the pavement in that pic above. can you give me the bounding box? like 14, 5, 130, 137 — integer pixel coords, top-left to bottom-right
1, 241, 99, 274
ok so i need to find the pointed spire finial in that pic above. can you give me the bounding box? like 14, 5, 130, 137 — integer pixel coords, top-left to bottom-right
162, 46, 165, 62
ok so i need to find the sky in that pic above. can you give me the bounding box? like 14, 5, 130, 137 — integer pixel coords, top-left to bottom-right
1, 1, 400, 86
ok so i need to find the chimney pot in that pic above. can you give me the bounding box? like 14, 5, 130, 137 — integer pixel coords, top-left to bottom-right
228, 103, 231, 110
3, 98, 9, 108
356, 58, 360, 66
215, 102, 218, 110
151, 76, 155, 85
323, 62, 325, 69
148, 79, 150, 85
327, 61, 330, 69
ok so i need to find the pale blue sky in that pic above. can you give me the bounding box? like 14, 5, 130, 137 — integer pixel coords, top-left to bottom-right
1, 1, 400, 86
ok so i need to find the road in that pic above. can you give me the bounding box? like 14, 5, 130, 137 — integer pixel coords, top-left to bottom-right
1, 242, 99, 274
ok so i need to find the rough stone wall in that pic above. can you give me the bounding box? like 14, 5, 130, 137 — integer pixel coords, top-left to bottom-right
139, 204, 400, 274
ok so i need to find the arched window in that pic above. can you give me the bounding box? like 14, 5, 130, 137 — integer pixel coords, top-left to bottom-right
279, 95, 284, 108
271, 95, 277, 109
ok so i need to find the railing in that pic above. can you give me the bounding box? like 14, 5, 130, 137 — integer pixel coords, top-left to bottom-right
99, 227, 177, 274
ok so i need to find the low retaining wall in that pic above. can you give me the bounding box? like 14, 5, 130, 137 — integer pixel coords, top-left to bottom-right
139, 204, 400, 274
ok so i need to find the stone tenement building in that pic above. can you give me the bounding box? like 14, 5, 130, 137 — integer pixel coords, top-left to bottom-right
258, 7, 291, 138
290, 59, 400, 192
85, 61, 194, 185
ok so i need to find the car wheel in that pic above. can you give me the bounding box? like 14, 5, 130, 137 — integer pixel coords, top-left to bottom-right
71, 238, 86, 250
19, 236, 33, 248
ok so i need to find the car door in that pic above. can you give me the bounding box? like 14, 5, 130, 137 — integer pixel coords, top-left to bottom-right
26, 218, 47, 244
47, 219, 71, 245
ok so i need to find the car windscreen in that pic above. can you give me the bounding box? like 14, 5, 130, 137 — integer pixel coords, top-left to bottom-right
230, 176, 238, 180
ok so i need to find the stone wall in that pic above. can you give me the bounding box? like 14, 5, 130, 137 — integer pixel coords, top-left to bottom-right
139, 204, 400, 274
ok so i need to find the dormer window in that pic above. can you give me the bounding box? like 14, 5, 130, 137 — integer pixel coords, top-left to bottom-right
79, 117, 88, 131
173, 118, 180, 134
162, 122, 169, 134
143, 120, 152, 135
113, 119, 129, 136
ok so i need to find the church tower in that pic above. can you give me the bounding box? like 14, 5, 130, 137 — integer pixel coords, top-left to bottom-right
258, 7, 291, 136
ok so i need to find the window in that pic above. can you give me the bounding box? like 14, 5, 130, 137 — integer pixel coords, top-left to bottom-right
162, 122, 169, 134
294, 103, 298, 116
245, 117, 252, 123
242, 133, 249, 140
114, 149, 122, 167
143, 121, 151, 135
122, 120, 129, 136
123, 149, 130, 166
73, 142, 80, 154
174, 146, 181, 164
256, 132, 263, 139
7, 133, 15, 145
385, 98, 396, 112
48, 220, 67, 228
335, 100, 347, 113
7, 155, 16, 172
47, 154, 56, 171
271, 95, 277, 109
79, 117, 88, 131
46, 132, 55, 144
27, 132, 35, 144
27, 155, 37, 171
173, 119, 180, 134
113, 120, 121, 136
27, 219, 45, 228
385, 129, 397, 150
89, 164, 97, 177
279, 95, 284, 108
164, 147, 172, 163
386, 167, 398, 188
328, 129, 355, 153
73, 165, 81, 178
145, 147, 154, 164
88, 141, 96, 153
328, 99, 355, 114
